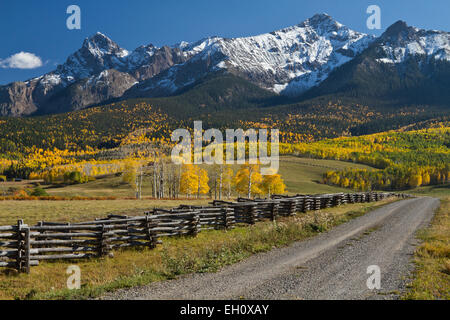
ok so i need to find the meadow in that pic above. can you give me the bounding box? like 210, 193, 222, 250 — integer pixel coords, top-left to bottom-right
277, 156, 373, 194
41, 156, 373, 198
0, 156, 376, 226
0, 199, 209, 226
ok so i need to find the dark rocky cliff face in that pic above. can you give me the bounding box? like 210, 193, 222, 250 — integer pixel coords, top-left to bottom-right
0, 82, 38, 117
131, 46, 188, 81
37, 69, 138, 115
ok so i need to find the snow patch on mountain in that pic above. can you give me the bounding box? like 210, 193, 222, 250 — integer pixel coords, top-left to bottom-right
143, 13, 376, 96
3, 15, 450, 117
376, 23, 450, 64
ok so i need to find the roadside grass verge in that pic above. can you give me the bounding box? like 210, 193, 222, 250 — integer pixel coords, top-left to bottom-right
0, 198, 396, 300
404, 195, 450, 300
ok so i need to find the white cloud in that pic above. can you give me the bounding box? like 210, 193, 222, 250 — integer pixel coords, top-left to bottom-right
0, 52, 44, 69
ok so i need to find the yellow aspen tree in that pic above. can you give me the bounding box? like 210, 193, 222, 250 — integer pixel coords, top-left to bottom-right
222, 165, 234, 199
210, 164, 233, 200
234, 163, 263, 198
193, 165, 210, 199
262, 173, 286, 198
180, 164, 198, 198
408, 174, 422, 188
122, 160, 139, 196
342, 177, 350, 188
422, 172, 431, 186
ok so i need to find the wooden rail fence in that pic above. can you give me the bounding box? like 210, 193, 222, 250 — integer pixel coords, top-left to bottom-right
0, 192, 411, 273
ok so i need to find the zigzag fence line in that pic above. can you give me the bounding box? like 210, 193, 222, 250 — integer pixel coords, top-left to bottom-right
0, 192, 411, 273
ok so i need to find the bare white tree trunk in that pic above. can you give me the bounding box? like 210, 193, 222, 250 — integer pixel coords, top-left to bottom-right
219, 165, 223, 200
247, 167, 253, 199
138, 167, 143, 199
153, 162, 157, 199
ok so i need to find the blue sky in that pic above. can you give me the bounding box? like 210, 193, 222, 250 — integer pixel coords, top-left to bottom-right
0, 0, 449, 85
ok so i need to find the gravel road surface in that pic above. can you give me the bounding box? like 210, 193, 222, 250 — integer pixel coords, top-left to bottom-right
102, 197, 439, 300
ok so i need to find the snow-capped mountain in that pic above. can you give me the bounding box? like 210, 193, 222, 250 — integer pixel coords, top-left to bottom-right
374, 20, 450, 64
1, 14, 449, 117
303, 20, 450, 105
56, 32, 130, 80
126, 13, 375, 98
0, 32, 185, 116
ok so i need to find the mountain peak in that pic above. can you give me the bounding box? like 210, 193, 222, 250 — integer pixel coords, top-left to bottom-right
310, 13, 332, 21
84, 32, 112, 45
50, 32, 130, 80
91, 31, 109, 39
82, 32, 127, 57
382, 20, 411, 38
3, 14, 450, 118
299, 13, 344, 33
374, 20, 450, 65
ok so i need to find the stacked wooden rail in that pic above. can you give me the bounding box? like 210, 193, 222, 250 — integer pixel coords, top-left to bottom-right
0, 220, 36, 273
0, 208, 236, 273
213, 192, 409, 224
0, 192, 410, 273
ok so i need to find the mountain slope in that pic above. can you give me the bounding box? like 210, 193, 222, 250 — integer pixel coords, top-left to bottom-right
1, 16, 449, 117
140, 72, 283, 119
1, 72, 447, 155
302, 21, 450, 105
125, 13, 374, 99
0, 14, 374, 116
0, 33, 186, 116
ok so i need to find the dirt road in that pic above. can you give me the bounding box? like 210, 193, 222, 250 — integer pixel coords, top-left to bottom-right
103, 197, 439, 300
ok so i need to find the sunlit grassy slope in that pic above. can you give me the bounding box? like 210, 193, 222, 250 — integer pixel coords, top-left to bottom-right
40, 156, 374, 199
404, 193, 449, 300
0, 156, 376, 225
278, 156, 374, 194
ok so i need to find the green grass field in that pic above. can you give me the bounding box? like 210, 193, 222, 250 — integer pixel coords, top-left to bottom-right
409, 184, 450, 199
277, 156, 373, 194
39, 156, 374, 198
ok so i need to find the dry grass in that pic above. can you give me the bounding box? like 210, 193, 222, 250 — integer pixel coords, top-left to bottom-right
404, 195, 450, 300
0, 199, 396, 300
0, 199, 210, 226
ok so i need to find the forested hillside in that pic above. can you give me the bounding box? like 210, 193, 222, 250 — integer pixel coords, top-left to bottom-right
1, 74, 448, 154
281, 127, 450, 190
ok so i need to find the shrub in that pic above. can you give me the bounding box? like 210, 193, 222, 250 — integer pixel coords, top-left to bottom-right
13, 189, 28, 198
64, 171, 89, 184
30, 187, 49, 197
